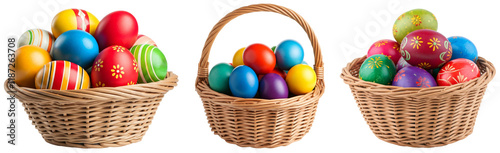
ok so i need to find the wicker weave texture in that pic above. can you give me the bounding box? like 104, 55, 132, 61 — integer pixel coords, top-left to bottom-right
341, 56, 495, 147
195, 4, 325, 148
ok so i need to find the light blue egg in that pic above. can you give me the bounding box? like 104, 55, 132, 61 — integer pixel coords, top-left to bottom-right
448, 36, 478, 62
275, 40, 304, 70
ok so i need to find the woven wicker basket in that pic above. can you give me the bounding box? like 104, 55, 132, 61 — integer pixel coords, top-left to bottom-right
195, 4, 325, 148
4, 72, 178, 148
341, 56, 495, 147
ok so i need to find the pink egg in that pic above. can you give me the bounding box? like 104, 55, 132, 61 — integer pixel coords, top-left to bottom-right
133, 34, 157, 47
367, 39, 400, 64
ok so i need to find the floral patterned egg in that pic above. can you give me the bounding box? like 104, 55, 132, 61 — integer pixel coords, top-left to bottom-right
359, 54, 396, 85
393, 66, 437, 88
400, 29, 452, 69
18, 29, 55, 53
393, 9, 438, 44
396, 57, 411, 72
367, 39, 400, 64
437, 58, 480, 86
35, 60, 90, 90
91, 45, 138, 87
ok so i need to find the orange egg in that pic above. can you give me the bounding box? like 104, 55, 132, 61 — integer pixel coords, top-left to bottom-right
14, 45, 52, 88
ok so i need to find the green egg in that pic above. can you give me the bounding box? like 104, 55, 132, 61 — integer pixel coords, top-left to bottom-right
208, 63, 234, 95
359, 54, 396, 85
393, 9, 438, 44
130, 44, 168, 83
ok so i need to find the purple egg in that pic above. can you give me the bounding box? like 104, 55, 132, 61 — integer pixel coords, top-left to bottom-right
393, 66, 437, 88
396, 57, 411, 72
259, 73, 289, 99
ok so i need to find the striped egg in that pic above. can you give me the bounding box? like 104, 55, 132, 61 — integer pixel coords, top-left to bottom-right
18, 29, 55, 53
35, 60, 90, 90
51, 9, 99, 38
133, 35, 157, 46
130, 44, 168, 83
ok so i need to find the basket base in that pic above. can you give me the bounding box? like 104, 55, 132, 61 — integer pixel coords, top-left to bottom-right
373, 126, 474, 148
43, 136, 143, 148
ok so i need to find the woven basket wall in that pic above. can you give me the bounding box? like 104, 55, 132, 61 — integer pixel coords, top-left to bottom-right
4, 72, 178, 148
341, 56, 495, 147
195, 4, 325, 148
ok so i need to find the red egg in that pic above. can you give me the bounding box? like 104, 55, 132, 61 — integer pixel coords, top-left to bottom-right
91, 45, 138, 87
400, 29, 452, 69
95, 11, 138, 51
367, 39, 400, 64
437, 58, 480, 86
243, 43, 276, 74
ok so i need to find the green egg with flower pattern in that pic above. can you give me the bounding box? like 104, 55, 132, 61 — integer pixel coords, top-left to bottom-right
359, 54, 396, 85
393, 9, 438, 44
130, 44, 168, 83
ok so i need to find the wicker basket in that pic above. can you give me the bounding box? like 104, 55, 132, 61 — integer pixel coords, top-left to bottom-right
195, 4, 325, 148
341, 56, 495, 147
4, 72, 178, 148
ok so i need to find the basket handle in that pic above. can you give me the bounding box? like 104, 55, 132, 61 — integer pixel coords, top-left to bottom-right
197, 4, 324, 81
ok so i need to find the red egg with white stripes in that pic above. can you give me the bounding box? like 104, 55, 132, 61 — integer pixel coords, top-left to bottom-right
35, 60, 90, 90
51, 9, 100, 38
133, 35, 157, 46
91, 45, 138, 87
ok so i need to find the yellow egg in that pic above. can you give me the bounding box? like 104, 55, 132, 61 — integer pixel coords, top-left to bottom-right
14, 45, 52, 88
51, 9, 99, 38
232, 47, 245, 67
286, 64, 316, 95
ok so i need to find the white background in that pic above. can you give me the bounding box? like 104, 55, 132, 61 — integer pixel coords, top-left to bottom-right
1, 0, 499, 153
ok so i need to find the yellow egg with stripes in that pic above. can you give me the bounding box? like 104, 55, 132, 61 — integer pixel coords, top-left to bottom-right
35, 60, 90, 90
18, 29, 55, 53
51, 9, 99, 38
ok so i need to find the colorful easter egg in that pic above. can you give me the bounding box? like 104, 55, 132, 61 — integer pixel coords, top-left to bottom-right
448, 36, 478, 62
392, 66, 437, 88
35, 60, 90, 90
275, 40, 304, 70
133, 35, 157, 47
400, 29, 452, 69
286, 64, 316, 95
208, 63, 234, 95
91, 45, 138, 87
243, 43, 276, 74
259, 73, 288, 99
130, 44, 168, 83
393, 9, 438, 43
14, 46, 52, 88
359, 54, 396, 85
367, 39, 400, 64
18, 29, 55, 53
232, 47, 245, 67
437, 58, 480, 86
51, 30, 99, 69
229, 65, 259, 98
95, 11, 138, 50
51, 9, 99, 38
396, 57, 411, 72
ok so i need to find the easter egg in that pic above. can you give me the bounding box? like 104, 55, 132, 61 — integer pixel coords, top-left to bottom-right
448, 36, 478, 62
232, 47, 245, 67
18, 29, 55, 53
359, 54, 396, 85
229, 65, 259, 98
133, 35, 157, 47
91, 45, 138, 87
51, 30, 99, 69
275, 40, 304, 70
437, 58, 480, 86
35, 60, 90, 90
396, 57, 411, 72
51, 9, 99, 38
243, 43, 276, 74
393, 9, 438, 43
286, 64, 316, 95
14, 46, 52, 88
367, 39, 400, 64
400, 29, 452, 69
392, 66, 437, 88
95, 11, 138, 50
208, 63, 233, 95
130, 44, 168, 83
259, 73, 288, 99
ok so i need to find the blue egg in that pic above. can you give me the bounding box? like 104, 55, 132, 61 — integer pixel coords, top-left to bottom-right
52, 30, 99, 69
275, 40, 304, 70
448, 36, 478, 62
229, 65, 259, 98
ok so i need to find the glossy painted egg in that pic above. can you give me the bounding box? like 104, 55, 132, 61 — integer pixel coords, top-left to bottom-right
393, 9, 438, 43
400, 29, 452, 69
367, 39, 400, 64
393, 66, 437, 88
208, 63, 234, 95
51, 30, 99, 69
243, 43, 276, 74
35, 60, 90, 90
18, 29, 55, 53
286, 64, 316, 95
95, 11, 138, 50
14, 46, 52, 88
275, 40, 304, 70
51, 9, 99, 38
232, 47, 245, 67
396, 57, 411, 72
229, 65, 259, 98
130, 44, 168, 83
448, 36, 478, 62
437, 58, 480, 86
259, 73, 288, 99
133, 35, 157, 47
359, 54, 396, 85
91, 45, 138, 87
